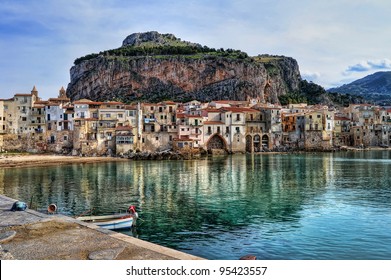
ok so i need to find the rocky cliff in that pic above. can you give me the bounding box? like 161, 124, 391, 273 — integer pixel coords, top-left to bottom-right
67, 31, 302, 103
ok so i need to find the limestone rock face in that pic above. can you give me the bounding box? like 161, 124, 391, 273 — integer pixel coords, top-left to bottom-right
67, 32, 301, 103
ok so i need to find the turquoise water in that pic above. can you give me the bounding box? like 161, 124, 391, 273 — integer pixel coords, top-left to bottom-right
1, 151, 391, 259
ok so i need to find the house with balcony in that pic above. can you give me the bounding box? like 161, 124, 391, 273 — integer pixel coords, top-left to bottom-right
255, 105, 282, 148
115, 125, 135, 155
333, 116, 351, 146
281, 112, 305, 148
303, 109, 334, 150
139, 102, 178, 152
73, 99, 102, 155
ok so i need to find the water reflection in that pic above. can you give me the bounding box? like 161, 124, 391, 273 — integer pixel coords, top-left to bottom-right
1, 151, 391, 259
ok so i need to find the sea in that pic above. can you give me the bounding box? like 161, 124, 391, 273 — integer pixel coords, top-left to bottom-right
1, 151, 390, 260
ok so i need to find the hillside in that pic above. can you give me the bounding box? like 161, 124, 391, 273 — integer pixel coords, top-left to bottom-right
328, 71, 391, 104
66, 31, 301, 103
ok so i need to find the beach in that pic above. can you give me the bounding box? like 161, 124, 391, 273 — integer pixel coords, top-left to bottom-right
0, 154, 127, 169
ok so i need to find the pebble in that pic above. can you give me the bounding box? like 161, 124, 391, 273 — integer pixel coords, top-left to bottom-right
0, 245, 14, 260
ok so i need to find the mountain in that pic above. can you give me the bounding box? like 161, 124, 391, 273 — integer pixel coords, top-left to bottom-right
66, 31, 302, 103
328, 71, 391, 103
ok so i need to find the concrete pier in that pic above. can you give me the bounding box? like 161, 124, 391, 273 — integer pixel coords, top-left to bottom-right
0, 195, 203, 260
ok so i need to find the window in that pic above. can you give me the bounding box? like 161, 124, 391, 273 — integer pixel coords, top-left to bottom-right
236, 114, 240, 121
226, 127, 230, 134
236, 127, 240, 134
64, 135, 68, 141
207, 126, 212, 135
22, 117, 27, 121
317, 115, 321, 118
118, 114, 123, 118
106, 114, 111, 118
116, 136, 133, 144
217, 127, 221, 134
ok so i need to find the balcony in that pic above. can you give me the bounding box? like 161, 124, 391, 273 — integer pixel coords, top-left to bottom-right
100, 115, 118, 121
31, 111, 44, 116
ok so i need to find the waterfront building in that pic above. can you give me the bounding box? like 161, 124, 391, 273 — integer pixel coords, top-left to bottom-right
0, 99, 5, 135
281, 112, 305, 148
244, 107, 268, 152
45, 87, 74, 152
255, 105, 282, 148
124, 104, 141, 151
73, 99, 101, 155
96, 101, 126, 155
303, 109, 334, 150
115, 125, 135, 154
333, 115, 351, 146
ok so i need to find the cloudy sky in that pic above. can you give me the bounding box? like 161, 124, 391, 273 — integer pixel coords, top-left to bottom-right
1, 0, 390, 99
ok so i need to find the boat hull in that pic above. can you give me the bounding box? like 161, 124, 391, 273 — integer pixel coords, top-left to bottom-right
77, 214, 134, 230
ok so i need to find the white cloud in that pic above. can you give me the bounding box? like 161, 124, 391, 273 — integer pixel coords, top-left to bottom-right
344, 59, 391, 75
301, 71, 321, 82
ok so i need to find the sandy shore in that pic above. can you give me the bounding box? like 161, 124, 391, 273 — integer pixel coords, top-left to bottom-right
0, 154, 128, 169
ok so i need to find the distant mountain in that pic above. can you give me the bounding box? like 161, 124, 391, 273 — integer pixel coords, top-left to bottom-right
328, 71, 391, 103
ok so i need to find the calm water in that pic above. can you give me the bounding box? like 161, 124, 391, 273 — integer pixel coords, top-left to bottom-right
1, 151, 391, 260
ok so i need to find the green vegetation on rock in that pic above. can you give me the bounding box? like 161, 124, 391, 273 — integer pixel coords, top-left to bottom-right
74, 45, 251, 65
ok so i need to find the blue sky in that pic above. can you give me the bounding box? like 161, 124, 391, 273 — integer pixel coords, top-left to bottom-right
1, 0, 391, 99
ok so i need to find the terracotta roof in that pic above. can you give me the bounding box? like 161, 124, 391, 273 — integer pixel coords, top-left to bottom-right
34, 101, 49, 105
102, 101, 124, 105
334, 116, 350, 121
162, 101, 177, 105
74, 118, 98, 121
125, 105, 137, 110
73, 99, 103, 105
221, 107, 258, 113
204, 108, 221, 113
14, 94, 31, 97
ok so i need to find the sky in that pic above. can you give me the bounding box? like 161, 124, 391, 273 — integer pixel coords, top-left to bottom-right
1, 0, 391, 100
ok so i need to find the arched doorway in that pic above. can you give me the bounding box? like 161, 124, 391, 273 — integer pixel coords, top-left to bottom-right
262, 135, 269, 148
246, 135, 252, 153
253, 134, 261, 152
207, 134, 226, 151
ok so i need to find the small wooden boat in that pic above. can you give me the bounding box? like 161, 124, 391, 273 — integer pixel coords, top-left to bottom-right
76, 205, 138, 230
